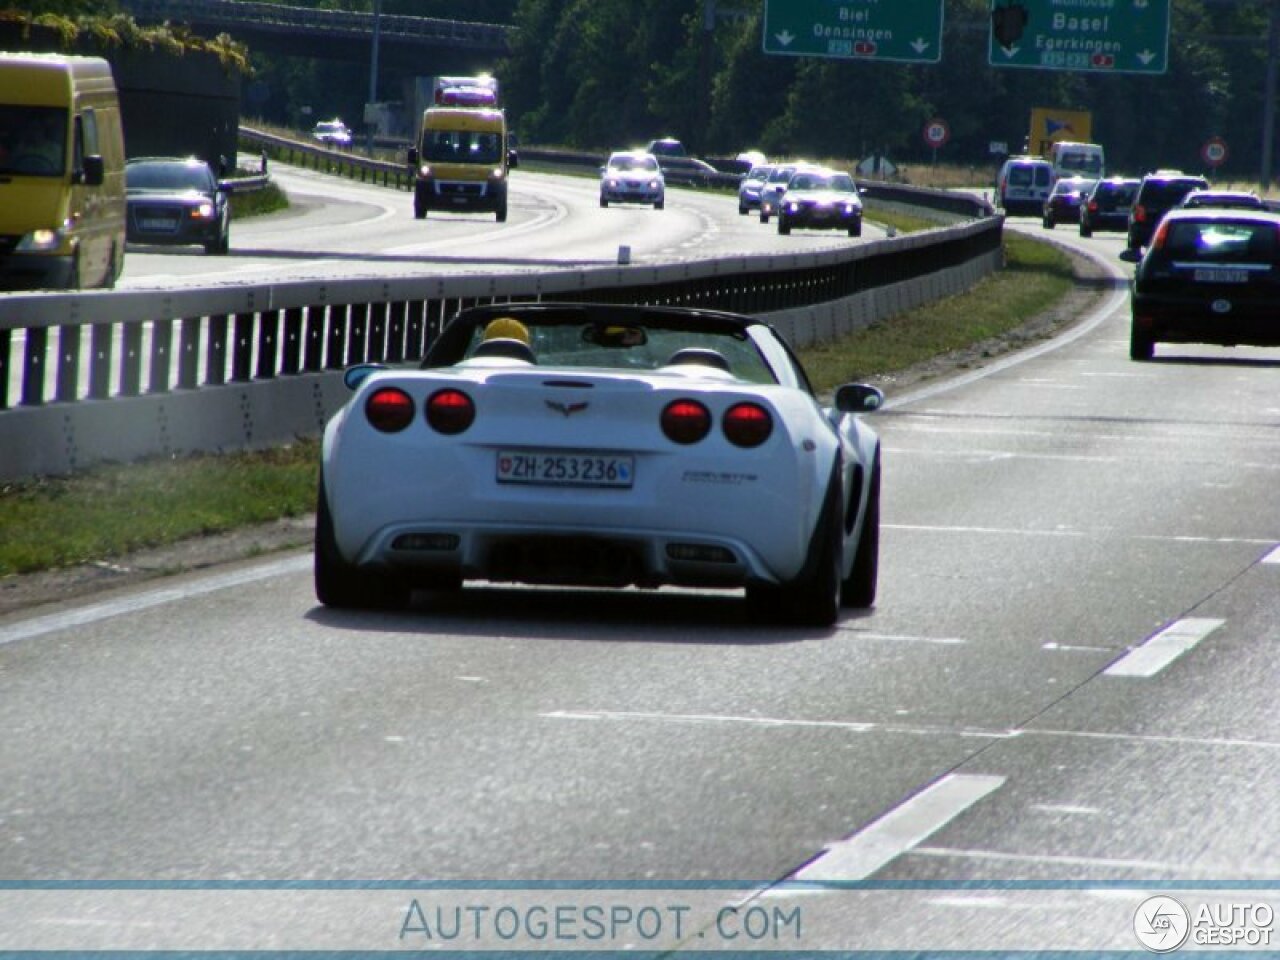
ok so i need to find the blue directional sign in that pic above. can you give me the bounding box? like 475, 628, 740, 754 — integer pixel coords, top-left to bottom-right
989, 0, 1171, 74
763, 0, 944, 65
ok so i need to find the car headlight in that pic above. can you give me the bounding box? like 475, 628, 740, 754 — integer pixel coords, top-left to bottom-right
16, 226, 65, 253
419, 165, 432, 177
490, 167, 505, 179
785, 202, 799, 213
648, 180, 661, 190
190, 203, 215, 220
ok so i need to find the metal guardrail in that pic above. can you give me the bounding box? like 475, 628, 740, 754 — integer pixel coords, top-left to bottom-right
0, 133, 1002, 479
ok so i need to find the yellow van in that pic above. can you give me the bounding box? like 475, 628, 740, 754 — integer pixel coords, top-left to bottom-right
0, 52, 126, 291
408, 106, 516, 222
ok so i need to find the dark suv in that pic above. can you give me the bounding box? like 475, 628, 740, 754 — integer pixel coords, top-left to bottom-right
1126, 170, 1209, 253
1079, 177, 1139, 237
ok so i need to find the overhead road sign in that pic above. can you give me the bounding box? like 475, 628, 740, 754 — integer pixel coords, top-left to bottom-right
763, 0, 944, 65
988, 0, 1171, 75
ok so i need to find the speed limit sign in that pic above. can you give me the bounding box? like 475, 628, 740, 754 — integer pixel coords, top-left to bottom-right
1201, 136, 1228, 168
923, 118, 950, 149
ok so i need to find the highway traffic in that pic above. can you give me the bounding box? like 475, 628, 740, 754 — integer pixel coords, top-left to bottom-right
2, 173, 1279, 951
118, 161, 886, 288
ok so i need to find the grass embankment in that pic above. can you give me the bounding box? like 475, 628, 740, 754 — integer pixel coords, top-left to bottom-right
0, 231, 1073, 578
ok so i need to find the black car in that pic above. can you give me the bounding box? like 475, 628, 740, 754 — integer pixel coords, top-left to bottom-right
1041, 176, 1095, 229
1079, 177, 1139, 237
1126, 170, 1209, 253
1128, 208, 1280, 360
125, 157, 230, 255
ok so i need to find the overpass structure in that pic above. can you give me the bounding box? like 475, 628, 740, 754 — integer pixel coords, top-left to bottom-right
117, 0, 513, 70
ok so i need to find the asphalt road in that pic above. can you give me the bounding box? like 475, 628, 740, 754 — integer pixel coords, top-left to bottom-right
2, 206, 1279, 952
117, 161, 881, 288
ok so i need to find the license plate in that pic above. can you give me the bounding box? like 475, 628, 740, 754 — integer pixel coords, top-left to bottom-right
140, 218, 177, 231
497, 450, 634, 488
1194, 268, 1248, 284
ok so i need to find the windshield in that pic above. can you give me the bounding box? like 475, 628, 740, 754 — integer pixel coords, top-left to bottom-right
0, 105, 68, 176
127, 162, 216, 193
1057, 152, 1104, 176
422, 129, 502, 165
608, 155, 658, 173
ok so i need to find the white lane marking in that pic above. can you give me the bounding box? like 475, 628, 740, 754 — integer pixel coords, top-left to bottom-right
1263, 546, 1280, 564
887, 523, 1278, 547
887, 523, 1088, 539
548, 709, 1280, 755
1030, 803, 1101, 816
1104, 617, 1224, 678
836, 629, 966, 645
1042, 641, 1113, 653
1026, 725, 1280, 752
911, 845, 1280, 877
794, 774, 1006, 881
0, 554, 312, 647
541, 710, 1010, 741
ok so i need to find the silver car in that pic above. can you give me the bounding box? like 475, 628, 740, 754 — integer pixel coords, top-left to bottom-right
737, 164, 774, 215
599, 151, 665, 209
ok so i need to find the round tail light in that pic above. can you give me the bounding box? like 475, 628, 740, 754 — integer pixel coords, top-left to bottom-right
365, 387, 415, 433
722, 402, 773, 447
426, 389, 476, 434
661, 399, 711, 444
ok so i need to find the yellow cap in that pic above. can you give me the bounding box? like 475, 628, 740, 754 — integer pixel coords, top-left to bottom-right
482, 317, 531, 345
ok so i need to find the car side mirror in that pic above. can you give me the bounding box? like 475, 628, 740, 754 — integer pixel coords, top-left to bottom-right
1118, 248, 1141, 264
834, 383, 884, 414
508, 149, 519, 169
81, 154, 104, 186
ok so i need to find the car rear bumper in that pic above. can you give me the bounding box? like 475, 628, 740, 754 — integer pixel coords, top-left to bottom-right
349, 519, 785, 590
1132, 299, 1280, 348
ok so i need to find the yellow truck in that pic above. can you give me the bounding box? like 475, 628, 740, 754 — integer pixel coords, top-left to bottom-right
408, 105, 516, 222
0, 52, 126, 290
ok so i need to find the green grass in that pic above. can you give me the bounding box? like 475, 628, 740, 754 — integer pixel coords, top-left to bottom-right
0, 441, 320, 576
0, 206, 1074, 579
798, 232, 1074, 391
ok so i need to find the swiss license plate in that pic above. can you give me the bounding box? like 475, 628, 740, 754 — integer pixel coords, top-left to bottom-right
1194, 268, 1248, 284
497, 450, 634, 488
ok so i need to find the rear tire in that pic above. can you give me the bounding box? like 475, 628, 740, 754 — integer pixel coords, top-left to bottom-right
849, 220, 862, 238
654, 199, 664, 210
777, 218, 791, 235
1079, 222, 1092, 238
760, 209, 770, 224
745, 464, 842, 627
842, 452, 880, 608
600, 196, 608, 208
314, 478, 410, 610
1129, 325, 1155, 361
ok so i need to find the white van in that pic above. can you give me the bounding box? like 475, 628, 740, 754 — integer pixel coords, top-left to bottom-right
996, 156, 1053, 217
1049, 141, 1105, 181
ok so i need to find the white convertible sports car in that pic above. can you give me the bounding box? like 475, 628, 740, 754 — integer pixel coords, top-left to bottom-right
316, 302, 884, 626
